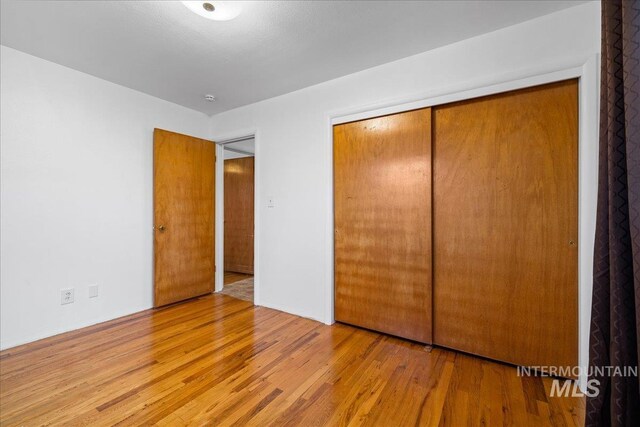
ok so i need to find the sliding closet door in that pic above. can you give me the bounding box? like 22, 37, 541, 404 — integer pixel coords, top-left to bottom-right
334, 109, 432, 343
433, 80, 578, 368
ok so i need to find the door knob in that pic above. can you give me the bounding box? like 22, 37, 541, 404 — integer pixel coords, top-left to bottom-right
158, 225, 166, 232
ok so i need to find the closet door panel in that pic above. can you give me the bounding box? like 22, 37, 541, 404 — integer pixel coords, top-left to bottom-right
334, 108, 432, 343
432, 80, 578, 368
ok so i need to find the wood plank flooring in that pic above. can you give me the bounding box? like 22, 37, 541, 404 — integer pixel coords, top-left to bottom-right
0, 294, 585, 426
224, 271, 253, 285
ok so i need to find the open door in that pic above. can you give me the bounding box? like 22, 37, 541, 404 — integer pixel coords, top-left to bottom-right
153, 128, 216, 307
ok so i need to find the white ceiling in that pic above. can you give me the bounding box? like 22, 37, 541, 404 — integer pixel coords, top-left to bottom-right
224, 138, 255, 159
1, 0, 587, 115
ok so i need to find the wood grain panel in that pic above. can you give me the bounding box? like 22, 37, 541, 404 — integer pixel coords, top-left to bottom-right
334, 108, 432, 343
224, 157, 254, 274
154, 128, 215, 307
432, 80, 579, 369
0, 294, 585, 426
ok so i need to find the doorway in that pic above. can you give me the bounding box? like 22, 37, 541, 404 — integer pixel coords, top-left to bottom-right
218, 137, 255, 303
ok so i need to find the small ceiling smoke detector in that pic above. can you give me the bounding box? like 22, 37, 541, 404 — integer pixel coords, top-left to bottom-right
181, 2, 242, 21
204, 94, 216, 102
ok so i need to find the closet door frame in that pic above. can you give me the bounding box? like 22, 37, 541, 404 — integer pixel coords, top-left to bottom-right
326, 55, 599, 389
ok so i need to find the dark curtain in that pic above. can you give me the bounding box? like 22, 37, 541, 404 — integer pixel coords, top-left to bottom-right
587, 0, 640, 426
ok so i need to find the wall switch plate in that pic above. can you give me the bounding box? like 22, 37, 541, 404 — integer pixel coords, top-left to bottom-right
61, 288, 74, 305
267, 196, 275, 208
88, 284, 98, 298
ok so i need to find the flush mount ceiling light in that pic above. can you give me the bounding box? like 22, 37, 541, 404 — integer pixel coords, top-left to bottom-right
181, 1, 242, 21
204, 94, 216, 102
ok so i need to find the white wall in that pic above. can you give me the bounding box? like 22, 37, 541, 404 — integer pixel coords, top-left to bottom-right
210, 1, 600, 383
0, 46, 210, 350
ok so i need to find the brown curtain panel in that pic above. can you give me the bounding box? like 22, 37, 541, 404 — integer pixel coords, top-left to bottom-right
587, 0, 640, 425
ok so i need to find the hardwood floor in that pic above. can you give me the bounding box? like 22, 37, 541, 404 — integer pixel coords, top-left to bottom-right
0, 294, 584, 426
224, 271, 253, 285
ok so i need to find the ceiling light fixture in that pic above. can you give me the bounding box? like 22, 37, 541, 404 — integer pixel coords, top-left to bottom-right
181, 1, 242, 21
204, 94, 216, 102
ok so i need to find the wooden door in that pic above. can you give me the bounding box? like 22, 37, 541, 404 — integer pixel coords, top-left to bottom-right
334, 108, 432, 343
432, 80, 578, 368
154, 128, 215, 307
224, 156, 254, 274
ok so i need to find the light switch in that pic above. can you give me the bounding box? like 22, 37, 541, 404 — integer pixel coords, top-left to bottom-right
89, 284, 98, 298
267, 196, 275, 208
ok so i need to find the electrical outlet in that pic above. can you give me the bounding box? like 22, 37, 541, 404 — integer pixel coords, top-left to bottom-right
88, 284, 98, 298
61, 288, 74, 305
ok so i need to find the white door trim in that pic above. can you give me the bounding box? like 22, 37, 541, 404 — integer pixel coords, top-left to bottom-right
212, 130, 259, 305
